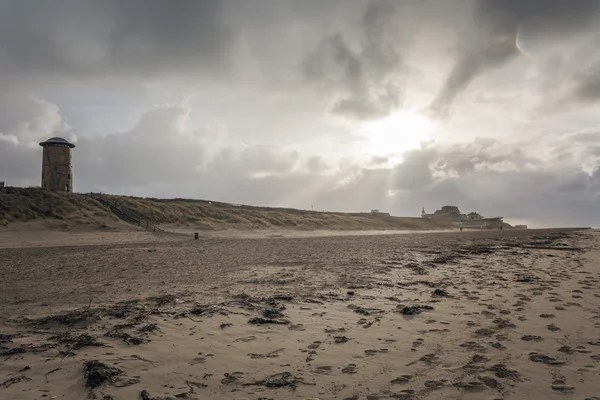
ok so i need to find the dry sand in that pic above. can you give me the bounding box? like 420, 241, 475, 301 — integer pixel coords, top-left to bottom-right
1, 228, 599, 399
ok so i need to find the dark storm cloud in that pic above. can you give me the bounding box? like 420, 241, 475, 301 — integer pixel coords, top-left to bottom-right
303, 0, 405, 120
0, 0, 234, 79
431, 0, 600, 116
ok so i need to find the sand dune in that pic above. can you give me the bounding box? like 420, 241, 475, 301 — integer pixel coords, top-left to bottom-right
0, 187, 452, 232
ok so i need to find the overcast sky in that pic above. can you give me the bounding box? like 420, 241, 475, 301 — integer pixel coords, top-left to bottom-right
1, 0, 600, 227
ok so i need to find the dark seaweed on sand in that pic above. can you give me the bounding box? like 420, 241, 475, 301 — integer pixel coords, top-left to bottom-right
50, 333, 106, 350
244, 372, 304, 390
248, 317, 290, 325
398, 305, 434, 315
83, 360, 123, 389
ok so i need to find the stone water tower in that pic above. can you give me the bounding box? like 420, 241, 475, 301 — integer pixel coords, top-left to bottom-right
39, 137, 75, 192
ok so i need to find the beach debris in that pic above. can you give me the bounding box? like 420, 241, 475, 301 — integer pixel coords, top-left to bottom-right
138, 323, 159, 333
105, 329, 144, 345
348, 304, 384, 315
221, 372, 244, 385
140, 389, 178, 400
0, 347, 26, 357
391, 375, 412, 384
244, 371, 305, 390
1, 375, 32, 388
148, 294, 177, 306
432, 289, 450, 297
262, 309, 285, 319
83, 360, 124, 389
248, 317, 290, 325
0, 333, 22, 343
397, 305, 434, 315
34, 308, 102, 327
273, 294, 293, 301
248, 348, 284, 359
50, 332, 106, 351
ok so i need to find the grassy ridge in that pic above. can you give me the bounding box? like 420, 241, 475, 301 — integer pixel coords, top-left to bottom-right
0, 188, 451, 231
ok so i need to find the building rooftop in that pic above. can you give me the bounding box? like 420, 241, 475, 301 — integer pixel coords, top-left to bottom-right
39, 137, 76, 148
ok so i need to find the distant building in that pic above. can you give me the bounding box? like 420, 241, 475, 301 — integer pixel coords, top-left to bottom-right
467, 212, 482, 220
371, 209, 390, 216
421, 205, 462, 221
39, 137, 75, 192
514, 225, 528, 230
422, 205, 503, 229
0, 181, 4, 188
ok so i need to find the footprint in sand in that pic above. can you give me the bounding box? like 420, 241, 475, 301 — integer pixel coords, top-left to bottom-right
576, 346, 591, 354
334, 336, 350, 344
462, 364, 486, 373
190, 353, 214, 364
453, 381, 486, 392
490, 364, 520, 379
365, 349, 388, 356
472, 354, 490, 363
308, 341, 322, 350
474, 328, 495, 337
313, 366, 333, 375
540, 313, 555, 319
460, 341, 487, 352
342, 364, 358, 374
411, 338, 424, 350
424, 380, 446, 389
479, 376, 499, 388
558, 346, 574, 354
235, 336, 256, 343
547, 324, 561, 332
489, 342, 506, 350
288, 324, 305, 331
391, 375, 412, 384
522, 335, 543, 342
529, 353, 565, 365
551, 382, 575, 393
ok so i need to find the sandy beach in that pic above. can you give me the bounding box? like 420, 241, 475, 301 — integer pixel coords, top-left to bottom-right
1, 228, 599, 399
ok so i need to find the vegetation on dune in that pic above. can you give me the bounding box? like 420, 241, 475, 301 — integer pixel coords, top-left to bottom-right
0, 187, 115, 227
0, 187, 451, 231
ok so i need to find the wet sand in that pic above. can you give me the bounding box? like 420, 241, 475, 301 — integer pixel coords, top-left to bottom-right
1, 228, 599, 399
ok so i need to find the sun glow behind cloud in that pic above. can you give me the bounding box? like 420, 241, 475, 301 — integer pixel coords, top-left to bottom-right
361, 110, 434, 163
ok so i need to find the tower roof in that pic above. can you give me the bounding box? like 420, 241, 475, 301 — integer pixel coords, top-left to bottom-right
39, 137, 75, 148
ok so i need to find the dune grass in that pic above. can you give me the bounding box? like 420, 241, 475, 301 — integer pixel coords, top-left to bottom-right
0, 188, 451, 231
